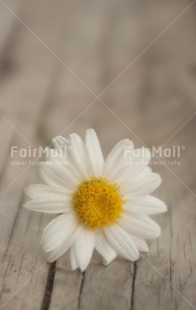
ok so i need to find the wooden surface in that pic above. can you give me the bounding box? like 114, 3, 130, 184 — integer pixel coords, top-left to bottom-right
0, 0, 196, 309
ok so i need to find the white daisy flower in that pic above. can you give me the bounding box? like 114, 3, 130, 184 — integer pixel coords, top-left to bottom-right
24, 129, 167, 271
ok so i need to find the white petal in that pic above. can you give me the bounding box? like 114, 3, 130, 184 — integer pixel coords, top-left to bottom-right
85, 129, 104, 176
95, 232, 117, 265
25, 184, 71, 199
45, 143, 83, 182
43, 147, 67, 162
43, 147, 59, 160
23, 197, 72, 214
104, 224, 139, 261
119, 214, 161, 239
73, 226, 95, 271
63, 160, 83, 183
103, 140, 133, 178
68, 133, 91, 178
39, 160, 79, 190
47, 226, 82, 263
111, 148, 151, 184
124, 195, 167, 215
41, 213, 78, 253
130, 236, 149, 252
70, 246, 79, 270
125, 147, 151, 177
52, 136, 69, 149
122, 172, 162, 197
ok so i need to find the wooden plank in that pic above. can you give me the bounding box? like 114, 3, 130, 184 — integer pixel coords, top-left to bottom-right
0, 0, 196, 309
47, 3, 113, 309
0, 0, 69, 308
48, 1, 196, 310
79, 255, 135, 310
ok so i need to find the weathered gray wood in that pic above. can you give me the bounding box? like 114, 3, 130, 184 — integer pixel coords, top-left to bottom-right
0, 0, 196, 309
0, 0, 69, 309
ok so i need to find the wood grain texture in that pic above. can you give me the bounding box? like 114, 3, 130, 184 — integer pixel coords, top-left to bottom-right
0, 0, 196, 309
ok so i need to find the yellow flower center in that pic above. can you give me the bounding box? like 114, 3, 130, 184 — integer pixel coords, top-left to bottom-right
72, 177, 123, 229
